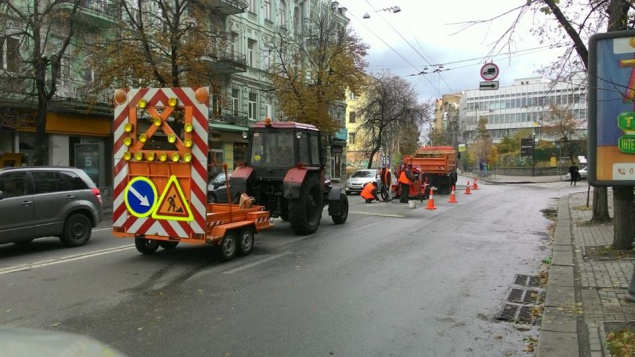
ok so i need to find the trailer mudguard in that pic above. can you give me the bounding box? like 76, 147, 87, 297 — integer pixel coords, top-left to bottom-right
230, 166, 253, 202
282, 167, 308, 199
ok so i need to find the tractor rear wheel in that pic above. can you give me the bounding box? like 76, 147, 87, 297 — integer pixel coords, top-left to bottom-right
289, 175, 323, 235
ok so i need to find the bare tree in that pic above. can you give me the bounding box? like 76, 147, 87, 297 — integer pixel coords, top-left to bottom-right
542, 102, 583, 165
355, 72, 430, 169
0, 0, 86, 165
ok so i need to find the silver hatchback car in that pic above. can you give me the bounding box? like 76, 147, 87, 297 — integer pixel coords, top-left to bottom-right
345, 169, 380, 195
0, 167, 103, 247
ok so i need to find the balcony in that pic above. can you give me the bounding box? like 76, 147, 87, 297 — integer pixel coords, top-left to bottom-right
59, 0, 120, 28
202, 50, 247, 74
209, 0, 248, 16
219, 114, 250, 126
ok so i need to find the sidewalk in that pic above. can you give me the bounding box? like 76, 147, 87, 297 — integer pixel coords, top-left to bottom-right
477, 173, 635, 356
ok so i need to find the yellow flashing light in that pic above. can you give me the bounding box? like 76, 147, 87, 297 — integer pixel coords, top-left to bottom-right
123, 137, 132, 146
123, 152, 132, 161
134, 152, 144, 161
167, 134, 176, 143
168, 97, 178, 107
139, 133, 147, 143
184, 138, 193, 148
171, 153, 180, 162
124, 123, 133, 132
183, 153, 192, 162
146, 152, 155, 161
184, 123, 193, 133
138, 99, 147, 108
153, 117, 162, 127
159, 153, 168, 162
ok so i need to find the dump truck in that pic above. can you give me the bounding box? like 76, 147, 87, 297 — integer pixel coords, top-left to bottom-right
405, 146, 459, 195
230, 118, 348, 235
111, 87, 272, 262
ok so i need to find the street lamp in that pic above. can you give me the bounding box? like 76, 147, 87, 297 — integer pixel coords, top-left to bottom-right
363, 6, 401, 19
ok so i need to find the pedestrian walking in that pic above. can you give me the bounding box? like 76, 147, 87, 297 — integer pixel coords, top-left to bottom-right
569, 164, 580, 186
398, 164, 415, 203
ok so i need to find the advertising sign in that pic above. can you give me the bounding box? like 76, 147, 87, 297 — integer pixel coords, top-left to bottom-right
589, 31, 635, 186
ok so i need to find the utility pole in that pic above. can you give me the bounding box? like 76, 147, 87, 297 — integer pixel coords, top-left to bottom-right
531, 131, 536, 176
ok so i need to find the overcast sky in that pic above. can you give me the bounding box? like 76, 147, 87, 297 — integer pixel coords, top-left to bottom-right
336, 0, 567, 102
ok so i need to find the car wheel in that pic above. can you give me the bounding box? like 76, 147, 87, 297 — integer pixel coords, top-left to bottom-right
159, 241, 179, 250
217, 231, 237, 262
60, 213, 92, 247
135, 238, 160, 254
208, 193, 217, 203
237, 227, 254, 256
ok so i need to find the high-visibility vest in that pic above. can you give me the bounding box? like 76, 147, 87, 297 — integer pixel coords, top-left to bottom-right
360, 183, 376, 200
399, 170, 412, 185
383, 169, 392, 186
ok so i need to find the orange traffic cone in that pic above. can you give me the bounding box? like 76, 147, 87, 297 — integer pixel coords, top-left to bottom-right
472, 177, 478, 190
426, 187, 437, 210
465, 181, 472, 195
448, 185, 458, 203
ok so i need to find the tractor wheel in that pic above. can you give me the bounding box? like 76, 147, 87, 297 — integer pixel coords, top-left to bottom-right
289, 175, 323, 235
331, 192, 349, 225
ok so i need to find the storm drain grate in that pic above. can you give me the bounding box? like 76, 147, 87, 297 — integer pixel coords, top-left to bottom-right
496, 275, 544, 325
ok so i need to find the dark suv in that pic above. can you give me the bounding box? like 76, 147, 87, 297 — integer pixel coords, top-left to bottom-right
0, 167, 103, 247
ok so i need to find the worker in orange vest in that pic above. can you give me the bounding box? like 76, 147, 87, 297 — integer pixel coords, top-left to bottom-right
360, 182, 381, 203
380, 166, 392, 201
398, 164, 415, 203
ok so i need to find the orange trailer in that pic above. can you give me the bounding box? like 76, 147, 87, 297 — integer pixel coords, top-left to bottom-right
111, 87, 273, 261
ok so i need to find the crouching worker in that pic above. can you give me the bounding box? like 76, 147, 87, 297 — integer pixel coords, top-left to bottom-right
361, 182, 381, 203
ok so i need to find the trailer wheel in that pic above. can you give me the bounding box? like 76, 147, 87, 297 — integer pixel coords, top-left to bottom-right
135, 238, 160, 255
217, 231, 237, 262
159, 241, 179, 250
237, 227, 254, 256
289, 175, 323, 235
331, 193, 348, 225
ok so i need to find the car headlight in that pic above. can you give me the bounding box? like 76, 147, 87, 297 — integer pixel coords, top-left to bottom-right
207, 183, 213, 191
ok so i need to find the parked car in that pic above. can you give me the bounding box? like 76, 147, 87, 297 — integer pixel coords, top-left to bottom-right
207, 172, 232, 203
565, 166, 588, 180
345, 169, 380, 195
0, 166, 103, 247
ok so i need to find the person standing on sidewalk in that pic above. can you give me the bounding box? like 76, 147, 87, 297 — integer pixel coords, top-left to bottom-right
398, 165, 415, 203
569, 164, 580, 186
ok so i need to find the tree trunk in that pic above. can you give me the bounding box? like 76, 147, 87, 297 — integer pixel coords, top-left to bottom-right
611, 187, 635, 250
33, 98, 49, 166
591, 186, 610, 223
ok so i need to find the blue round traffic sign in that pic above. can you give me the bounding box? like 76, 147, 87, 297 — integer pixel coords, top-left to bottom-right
124, 177, 158, 218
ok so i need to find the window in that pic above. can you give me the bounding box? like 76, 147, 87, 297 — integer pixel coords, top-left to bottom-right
265, 103, 272, 119
279, 0, 287, 27
60, 171, 89, 190
0, 36, 20, 72
55, 55, 71, 85
263, 46, 271, 69
248, 39, 256, 67
294, 6, 302, 34
32, 171, 71, 194
231, 89, 240, 116
264, 0, 271, 21
0, 172, 27, 198
348, 132, 356, 145
248, 92, 257, 120
349, 111, 356, 123
310, 134, 319, 164
248, 0, 256, 13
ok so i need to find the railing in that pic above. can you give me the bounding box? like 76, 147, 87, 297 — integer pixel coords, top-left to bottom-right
60, 0, 119, 18
207, 50, 247, 69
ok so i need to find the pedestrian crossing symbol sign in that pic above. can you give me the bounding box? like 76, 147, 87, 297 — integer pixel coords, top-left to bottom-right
152, 175, 193, 221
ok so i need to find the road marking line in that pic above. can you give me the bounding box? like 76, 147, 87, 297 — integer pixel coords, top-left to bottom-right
93, 228, 112, 232
223, 251, 292, 274
0, 246, 135, 276
348, 211, 404, 218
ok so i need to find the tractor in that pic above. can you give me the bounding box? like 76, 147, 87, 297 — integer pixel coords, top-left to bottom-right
230, 118, 348, 235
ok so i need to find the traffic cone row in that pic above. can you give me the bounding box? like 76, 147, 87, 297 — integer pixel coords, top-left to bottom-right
472, 177, 479, 190
448, 185, 458, 203
465, 181, 472, 194
425, 187, 437, 210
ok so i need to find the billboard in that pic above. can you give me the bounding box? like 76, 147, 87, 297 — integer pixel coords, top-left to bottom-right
588, 30, 635, 186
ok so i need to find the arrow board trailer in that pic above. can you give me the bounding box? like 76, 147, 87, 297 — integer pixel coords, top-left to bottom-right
112, 87, 273, 261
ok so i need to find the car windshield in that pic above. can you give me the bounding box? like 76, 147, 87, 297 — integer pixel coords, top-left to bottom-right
352, 170, 374, 178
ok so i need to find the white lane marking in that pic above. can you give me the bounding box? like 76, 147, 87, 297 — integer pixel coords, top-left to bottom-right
0, 246, 135, 276
223, 251, 292, 274
348, 211, 404, 218
93, 228, 113, 232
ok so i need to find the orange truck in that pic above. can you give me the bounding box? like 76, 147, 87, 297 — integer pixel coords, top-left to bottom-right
112, 87, 272, 262
396, 146, 459, 197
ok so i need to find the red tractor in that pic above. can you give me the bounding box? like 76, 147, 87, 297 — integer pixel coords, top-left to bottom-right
230, 118, 348, 235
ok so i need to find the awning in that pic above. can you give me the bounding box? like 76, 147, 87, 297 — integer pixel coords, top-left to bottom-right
209, 123, 249, 132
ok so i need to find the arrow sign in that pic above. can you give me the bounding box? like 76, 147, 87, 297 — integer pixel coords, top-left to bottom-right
479, 81, 499, 90
124, 177, 158, 218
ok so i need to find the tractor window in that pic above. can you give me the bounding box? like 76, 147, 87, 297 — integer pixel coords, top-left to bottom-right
310, 134, 319, 164
250, 132, 295, 167
298, 133, 309, 164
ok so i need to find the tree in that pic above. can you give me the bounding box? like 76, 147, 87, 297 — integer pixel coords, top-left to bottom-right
266, 10, 368, 137
469, 117, 493, 170
542, 102, 583, 165
355, 72, 430, 168
0, 0, 84, 165
89, 0, 225, 91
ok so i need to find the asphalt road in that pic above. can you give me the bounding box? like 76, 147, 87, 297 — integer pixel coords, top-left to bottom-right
0, 181, 580, 356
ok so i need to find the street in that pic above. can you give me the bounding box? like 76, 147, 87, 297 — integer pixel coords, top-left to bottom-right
0, 180, 584, 357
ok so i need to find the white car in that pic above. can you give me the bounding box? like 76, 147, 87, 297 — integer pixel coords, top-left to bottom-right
345, 169, 380, 195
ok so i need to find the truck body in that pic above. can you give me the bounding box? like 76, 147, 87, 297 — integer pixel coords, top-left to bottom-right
112, 87, 272, 261
230, 118, 348, 235
394, 146, 459, 198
